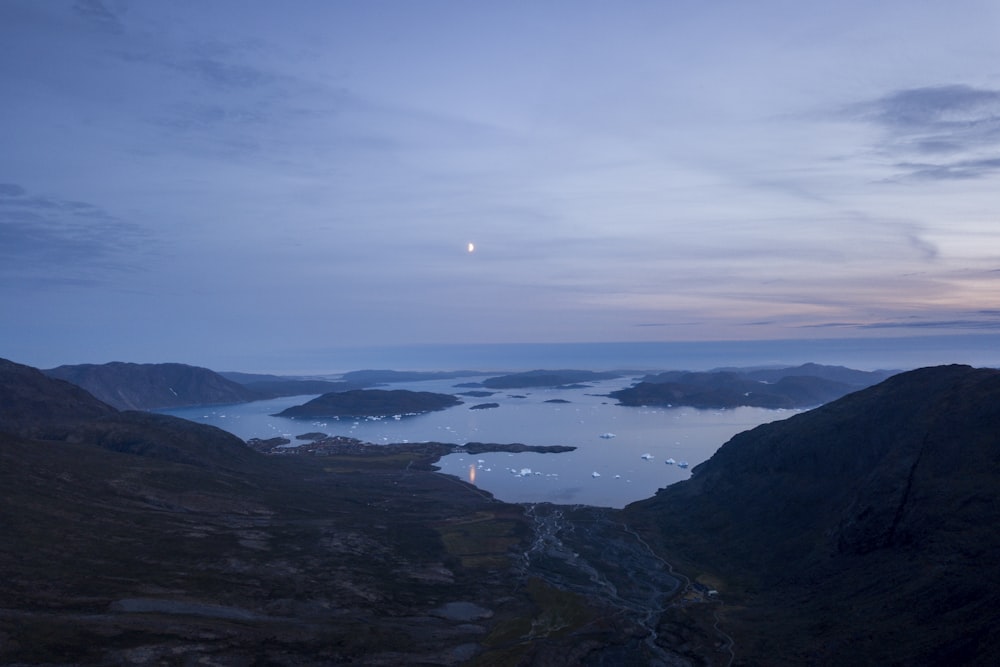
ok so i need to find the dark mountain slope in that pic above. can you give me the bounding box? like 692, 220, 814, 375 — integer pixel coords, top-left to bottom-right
2, 358, 258, 470
44, 361, 261, 410
627, 364, 1000, 665
0, 358, 118, 431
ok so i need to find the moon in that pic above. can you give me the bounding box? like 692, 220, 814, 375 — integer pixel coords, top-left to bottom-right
467, 242, 475, 253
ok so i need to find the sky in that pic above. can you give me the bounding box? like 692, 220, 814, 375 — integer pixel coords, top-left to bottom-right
2, 1, 999, 372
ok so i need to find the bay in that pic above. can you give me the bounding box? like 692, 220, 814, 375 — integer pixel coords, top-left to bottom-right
160, 375, 796, 508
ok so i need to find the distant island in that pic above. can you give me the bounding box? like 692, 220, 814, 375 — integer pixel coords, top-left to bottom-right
275, 388, 462, 418
610, 363, 897, 409
481, 369, 620, 389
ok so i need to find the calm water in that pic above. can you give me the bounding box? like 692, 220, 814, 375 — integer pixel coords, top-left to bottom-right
160, 375, 798, 508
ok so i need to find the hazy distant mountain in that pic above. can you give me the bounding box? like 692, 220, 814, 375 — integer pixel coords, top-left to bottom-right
44, 362, 262, 410
276, 388, 463, 418
610, 363, 897, 409
219, 371, 371, 397
480, 369, 620, 389
741, 362, 897, 385
339, 369, 484, 383
626, 364, 1000, 665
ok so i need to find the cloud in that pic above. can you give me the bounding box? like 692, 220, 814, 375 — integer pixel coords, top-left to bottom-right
894, 156, 1000, 180
861, 319, 1000, 330
0, 183, 27, 197
868, 85, 1000, 131
0, 184, 151, 286
73, 0, 124, 34
853, 84, 1000, 180
803, 308, 1000, 332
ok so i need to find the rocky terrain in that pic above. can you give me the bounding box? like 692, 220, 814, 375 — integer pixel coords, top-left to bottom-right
276, 388, 464, 418
610, 363, 896, 409
44, 362, 262, 410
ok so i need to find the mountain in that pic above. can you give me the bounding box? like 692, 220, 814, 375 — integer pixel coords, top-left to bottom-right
276, 388, 463, 418
626, 364, 1000, 665
610, 363, 896, 409
44, 361, 262, 410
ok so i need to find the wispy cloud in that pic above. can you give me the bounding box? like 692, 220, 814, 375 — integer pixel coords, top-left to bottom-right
72, 0, 123, 34
852, 84, 1000, 180
0, 184, 151, 286
894, 156, 1000, 180
802, 310, 1000, 332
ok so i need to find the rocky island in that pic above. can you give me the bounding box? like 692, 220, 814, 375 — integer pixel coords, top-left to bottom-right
275, 388, 463, 418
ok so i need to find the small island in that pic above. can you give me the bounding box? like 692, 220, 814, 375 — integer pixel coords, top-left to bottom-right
275, 389, 462, 418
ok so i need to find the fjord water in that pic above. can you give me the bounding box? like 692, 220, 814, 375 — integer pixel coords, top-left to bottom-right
161, 375, 797, 508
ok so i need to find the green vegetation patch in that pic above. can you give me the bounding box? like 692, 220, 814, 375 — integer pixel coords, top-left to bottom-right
435, 512, 522, 569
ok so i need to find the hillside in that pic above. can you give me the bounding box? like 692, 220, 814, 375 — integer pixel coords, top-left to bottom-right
44, 361, 262, 410
626, 364, 1000, 665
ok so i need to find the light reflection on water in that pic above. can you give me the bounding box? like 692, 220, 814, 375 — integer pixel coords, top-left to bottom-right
159, 376, 798, 508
